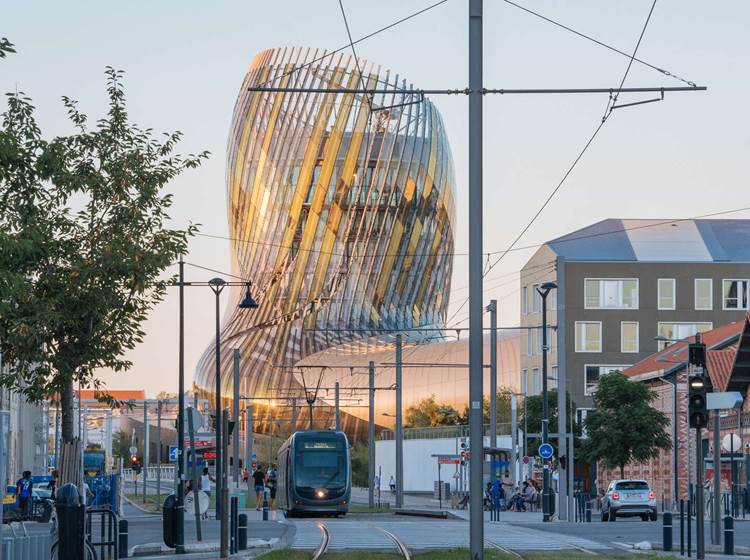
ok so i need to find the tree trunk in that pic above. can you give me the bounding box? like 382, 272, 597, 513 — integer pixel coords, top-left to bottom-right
620, 464, 625, 479
60, 379, 76, 443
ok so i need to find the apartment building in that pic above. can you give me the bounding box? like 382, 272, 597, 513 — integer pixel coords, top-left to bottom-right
520, 218, 750, 415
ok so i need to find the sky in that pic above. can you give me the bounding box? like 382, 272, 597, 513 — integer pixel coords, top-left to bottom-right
3, 0, 750, 396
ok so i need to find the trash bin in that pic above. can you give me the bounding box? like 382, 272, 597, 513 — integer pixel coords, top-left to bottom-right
55, 483, 85, 560
162, 494, 178, 549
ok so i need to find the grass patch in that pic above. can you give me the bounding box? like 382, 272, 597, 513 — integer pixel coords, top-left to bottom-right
258, 549, 657, 559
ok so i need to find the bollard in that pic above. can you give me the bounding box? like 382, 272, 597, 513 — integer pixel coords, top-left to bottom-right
238, 513, 248, 550
663, 511, 673, 551
118, 519, 129, 558
262, 489, 269, 521
680, 499, 685, 555
723, 516, 734, 556
55, 483, 85, 560
230, 496, 238, 554
687, 499, 692, 558
585, 500, 592, 523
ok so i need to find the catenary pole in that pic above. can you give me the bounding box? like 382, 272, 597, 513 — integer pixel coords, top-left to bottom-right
489, 299, 497, 479
395, 334, 404, 509
291, 398, 297, 433
713, 409, 721, 545
157, 400, 162, 509
511, 393, 518, 485
369, 361, 376, 509
233, 349, 241, 487
245, 405, 253, 493
335, 382, 341, 431
176, 256, 185, 553
143, 402, 149, 503
557, 294, 568, 520
540, 287, 552, 522
468, 0, 484, 557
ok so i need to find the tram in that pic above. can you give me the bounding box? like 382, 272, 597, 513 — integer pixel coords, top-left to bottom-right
277, 430, 351, 517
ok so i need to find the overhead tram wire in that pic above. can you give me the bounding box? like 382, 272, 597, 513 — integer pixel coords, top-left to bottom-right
256, 0, 450, 89
501, 0, 697, 88
337, 0, 374, 113
484, 0, 661, 277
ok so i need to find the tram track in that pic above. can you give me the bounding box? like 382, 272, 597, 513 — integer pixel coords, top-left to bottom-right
312, 522, 330, 560
375, 526, 411, 559
312, 521, 411, 559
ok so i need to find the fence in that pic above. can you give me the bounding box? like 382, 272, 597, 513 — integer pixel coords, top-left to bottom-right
121, 465, 175, 482
1, 522, 53, 559
378, 423, 512, 441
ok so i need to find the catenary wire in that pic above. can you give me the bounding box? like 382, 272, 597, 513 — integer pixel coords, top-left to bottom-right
502, 0, 696, 88
337, 0, 374, 112
484, 0, 660, 276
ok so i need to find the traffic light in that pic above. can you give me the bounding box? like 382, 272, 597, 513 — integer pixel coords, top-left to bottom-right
688, 342, 707, 369
688, 374, 708, 429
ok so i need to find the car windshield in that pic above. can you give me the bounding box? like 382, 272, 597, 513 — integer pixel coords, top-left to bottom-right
294, 437, 346, 488
615, 481, 649, 491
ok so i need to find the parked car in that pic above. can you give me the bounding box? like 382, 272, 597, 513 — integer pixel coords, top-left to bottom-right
601, 479, 657, 522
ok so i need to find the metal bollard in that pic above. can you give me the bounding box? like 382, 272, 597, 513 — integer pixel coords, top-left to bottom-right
680, 499, 685, 555
662, 511, 672, 551
724, 515, 734, 556
119, 518, 129, 558
687, 499, 692, 558
230, 496, 238, 554
238, 513, 248, 550
262, 489, 269, 521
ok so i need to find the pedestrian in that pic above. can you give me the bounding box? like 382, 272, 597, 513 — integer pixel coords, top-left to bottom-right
82, 480, 94, 507
50, 469, 59, 501
252, 465, 266, 510
389, 475, 396, 494
266, 464, 278, 509
200, 468, 214, 520
16, 471, 32, 519
242, 468, 248, 485
373, 474, 380, 491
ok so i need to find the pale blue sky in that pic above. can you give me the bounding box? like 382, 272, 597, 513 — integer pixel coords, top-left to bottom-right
3, 1, 749, 395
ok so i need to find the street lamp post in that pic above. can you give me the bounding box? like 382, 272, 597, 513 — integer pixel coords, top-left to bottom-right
537, 281, 557, 523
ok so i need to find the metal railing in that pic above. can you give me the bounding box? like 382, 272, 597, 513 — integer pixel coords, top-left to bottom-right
378, 423, 512, 441
1, 522, 52, 560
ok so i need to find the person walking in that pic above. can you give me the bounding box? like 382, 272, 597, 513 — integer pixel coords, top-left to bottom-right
16, 471, 32, 519
389, 475, 396, 494
252, 465, 266, 510
200, 468, 214, 520
266, 464, 278, 509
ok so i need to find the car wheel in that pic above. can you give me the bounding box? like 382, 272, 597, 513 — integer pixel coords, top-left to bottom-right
601, 511, 609, 522
641, 514, 648, 521
650, 512, 658, 521
609, 511, 616, 522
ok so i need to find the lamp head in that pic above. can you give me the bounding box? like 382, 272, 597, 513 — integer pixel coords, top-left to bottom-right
238, 283, 259, 309
208, 277, 226, 287
540, 281, 557, 291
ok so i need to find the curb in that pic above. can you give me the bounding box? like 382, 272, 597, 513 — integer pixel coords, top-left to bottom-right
123, 495, 160, 516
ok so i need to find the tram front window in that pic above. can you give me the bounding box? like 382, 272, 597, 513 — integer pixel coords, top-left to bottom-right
295, 439, 346, 488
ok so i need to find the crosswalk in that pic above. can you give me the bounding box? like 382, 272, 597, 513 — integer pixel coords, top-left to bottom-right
289, 519, 611, 552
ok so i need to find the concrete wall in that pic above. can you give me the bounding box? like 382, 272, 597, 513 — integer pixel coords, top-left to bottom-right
375, 435, 512, 493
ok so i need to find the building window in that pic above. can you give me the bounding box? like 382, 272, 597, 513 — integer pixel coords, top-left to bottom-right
535, 328, 543, 354
695, 279, 713, 310
584, 279, 638, 309
585, 365, 629, 395
550, 365, 558, 390
577, 408, 593, 438
658, 279, 676, 310
526, 330, 533, 356
575, 321, 602, 352
621, 321, 639, 353
522, 286, 528, 314
657, 322, 713, 349
521, 369, 528, 394
723, 279, 749, 310
531, 284, 540, 313
531, 367, 541, 395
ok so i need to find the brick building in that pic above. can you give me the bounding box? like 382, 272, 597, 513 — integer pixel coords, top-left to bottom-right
596, 314, 750, 506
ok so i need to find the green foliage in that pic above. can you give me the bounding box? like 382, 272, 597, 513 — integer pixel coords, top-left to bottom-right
461, 389, 514, 426
112, 429, 139, 467
579, 372, 671, 478
350, 441, 369, 487
0, 67, 207, 416
519, 389, 581, 453
405, 394, 463, 428
0, 38, 15, 58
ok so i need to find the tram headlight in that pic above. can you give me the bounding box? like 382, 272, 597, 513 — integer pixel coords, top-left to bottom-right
315, 489, 327, 499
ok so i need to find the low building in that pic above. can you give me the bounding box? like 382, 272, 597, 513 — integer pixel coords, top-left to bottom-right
596, 314, 750, 504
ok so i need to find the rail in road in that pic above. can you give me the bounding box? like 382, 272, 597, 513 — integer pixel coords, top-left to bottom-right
290, 519, 608, 554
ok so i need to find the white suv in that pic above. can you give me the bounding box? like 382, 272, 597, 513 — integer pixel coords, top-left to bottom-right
601, 479, 657, 522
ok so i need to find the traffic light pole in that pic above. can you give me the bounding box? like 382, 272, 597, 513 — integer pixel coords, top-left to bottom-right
695, 425, 705, 559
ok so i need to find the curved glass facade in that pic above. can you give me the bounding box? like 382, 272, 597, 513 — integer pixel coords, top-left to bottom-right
194, 47, 456, 436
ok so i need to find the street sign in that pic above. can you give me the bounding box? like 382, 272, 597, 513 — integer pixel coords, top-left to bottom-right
722, 434, 742, 453
168, 445, 178, 462
491, 460, 509, 468
438, 457, 461, 465
251, 453, 257, 460
522, 455, 530, 465
453, 471, 460, 479
707, 391, 743, 410
538, 443, 554, 459
129, 446, 137, 454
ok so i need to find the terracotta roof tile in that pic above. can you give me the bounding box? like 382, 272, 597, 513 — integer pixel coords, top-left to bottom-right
706, 348, 737, 392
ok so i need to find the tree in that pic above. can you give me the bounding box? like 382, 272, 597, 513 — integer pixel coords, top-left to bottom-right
519, 389, 581, 453
112, 429, 139, 467
461, 389, 515, 426
405, 395, 462, 428
0, 38, 15, 58
350, 442, 369, 488
579, 371, 671, 478
0, 65, 207, 443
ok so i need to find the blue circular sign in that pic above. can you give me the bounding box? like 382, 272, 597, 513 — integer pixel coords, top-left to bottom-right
538, 443, 554, 459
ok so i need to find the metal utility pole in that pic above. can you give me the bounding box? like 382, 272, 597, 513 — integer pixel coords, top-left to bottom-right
488, 299, 498, 479
368, 361, 376, 509
245, 405, 253, 478
395, 334, 404, 509
209, 277, 226, 519
696, 425, 705, 559
713, 409, 721, 545
335, 382, 341, 431
511, 393, 518, 485
157, 400, 162, 509
468, 0, 484, 556
291, 398, 297, 433
176, 256, 185, 553
187, 407, 202, 541
220, 410, 229, 559
233, 349, 241, 487
143, 402, 149, 504
538, 283, 557, 522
